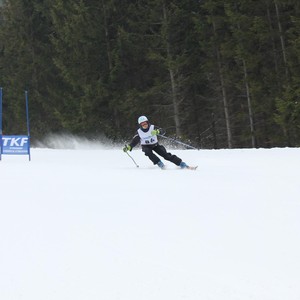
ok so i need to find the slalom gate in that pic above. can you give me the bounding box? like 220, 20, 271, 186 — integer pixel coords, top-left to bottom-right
0, 88, 31, 161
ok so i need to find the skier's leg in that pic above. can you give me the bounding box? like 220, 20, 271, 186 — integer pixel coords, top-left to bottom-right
142, 146, 161, 165
153, 145, 182, 166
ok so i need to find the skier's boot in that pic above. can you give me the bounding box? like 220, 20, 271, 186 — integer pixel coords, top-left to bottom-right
157, 161, 165, 169
180, 162, 189, 169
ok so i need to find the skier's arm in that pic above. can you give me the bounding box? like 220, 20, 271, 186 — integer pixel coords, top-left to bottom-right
152, 126, 165, 136
123, 132, 140, 152
129, 134, 140, 149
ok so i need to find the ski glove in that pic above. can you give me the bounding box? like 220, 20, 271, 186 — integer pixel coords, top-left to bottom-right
123, 144, 132, 152
151, 129, 160, 136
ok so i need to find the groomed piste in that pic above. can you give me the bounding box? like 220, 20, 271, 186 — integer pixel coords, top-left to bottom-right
1, 143, 299, 300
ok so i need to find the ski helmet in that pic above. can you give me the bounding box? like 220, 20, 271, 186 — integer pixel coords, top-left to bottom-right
138, 115, 148, 124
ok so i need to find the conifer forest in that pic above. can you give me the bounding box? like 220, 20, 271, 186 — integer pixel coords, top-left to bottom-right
1, 0, 300, 148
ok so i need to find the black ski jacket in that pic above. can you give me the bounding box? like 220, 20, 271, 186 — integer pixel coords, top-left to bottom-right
129, 125, 163, 149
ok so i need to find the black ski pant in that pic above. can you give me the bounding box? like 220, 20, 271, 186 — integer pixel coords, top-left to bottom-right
142, 144, 182, 166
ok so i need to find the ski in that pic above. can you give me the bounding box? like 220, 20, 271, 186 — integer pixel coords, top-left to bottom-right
156, 164, 198, 170
186, 165, 198, 170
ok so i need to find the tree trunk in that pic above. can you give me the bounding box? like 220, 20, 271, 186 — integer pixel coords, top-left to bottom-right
102, 0, 112, 71
242, 59, 256, 148
162, 1, 181, 137
102, 0, 120, 129
266, 3, 279, 77
212, 20, 233, 148
274, 0, 289, 79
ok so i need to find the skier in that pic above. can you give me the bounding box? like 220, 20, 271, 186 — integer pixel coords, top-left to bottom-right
123, 115, 190, 169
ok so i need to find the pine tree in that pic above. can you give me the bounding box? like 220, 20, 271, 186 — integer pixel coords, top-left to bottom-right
0, 0, 62, 138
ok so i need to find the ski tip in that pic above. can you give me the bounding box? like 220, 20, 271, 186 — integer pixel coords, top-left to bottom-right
187, 166, 198, 170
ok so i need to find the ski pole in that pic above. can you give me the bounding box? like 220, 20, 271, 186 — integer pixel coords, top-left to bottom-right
158, 134, 199, 150
125, 151, 139, 168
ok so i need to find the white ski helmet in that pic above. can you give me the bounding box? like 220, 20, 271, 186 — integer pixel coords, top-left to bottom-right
138, 115, 148, 124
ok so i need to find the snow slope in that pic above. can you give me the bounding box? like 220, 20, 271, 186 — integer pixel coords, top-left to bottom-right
0, 146, 300, 300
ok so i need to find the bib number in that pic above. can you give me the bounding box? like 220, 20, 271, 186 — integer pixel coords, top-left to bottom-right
145, 138, 155, 144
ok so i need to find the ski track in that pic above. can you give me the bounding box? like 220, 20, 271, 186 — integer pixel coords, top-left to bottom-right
0, 147, 300, 300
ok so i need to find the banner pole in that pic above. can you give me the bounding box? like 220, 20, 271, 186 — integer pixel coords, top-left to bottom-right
0, 87, 2, 160
25, 90, 31, 161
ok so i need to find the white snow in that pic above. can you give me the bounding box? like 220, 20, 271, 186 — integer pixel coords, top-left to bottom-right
1, 143, 300, 300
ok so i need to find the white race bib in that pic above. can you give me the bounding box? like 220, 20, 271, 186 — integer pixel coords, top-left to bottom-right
138, 125, 158, 145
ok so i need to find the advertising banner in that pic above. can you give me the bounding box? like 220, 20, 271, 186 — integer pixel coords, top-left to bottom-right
1, 135, 30, 155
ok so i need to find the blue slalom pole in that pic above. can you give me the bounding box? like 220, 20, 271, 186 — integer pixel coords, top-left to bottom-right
0, 87, 2, 160
25, 90, 31, 161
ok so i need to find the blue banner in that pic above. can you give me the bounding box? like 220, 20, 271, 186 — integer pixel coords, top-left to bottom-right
1, 135, 30, 155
